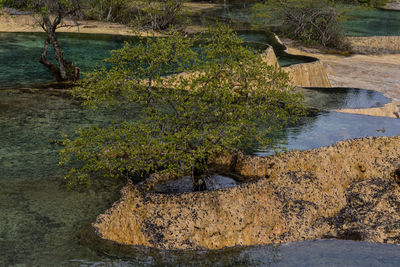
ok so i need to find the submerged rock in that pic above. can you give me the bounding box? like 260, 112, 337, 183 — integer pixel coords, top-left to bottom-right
91, 136, 400, 250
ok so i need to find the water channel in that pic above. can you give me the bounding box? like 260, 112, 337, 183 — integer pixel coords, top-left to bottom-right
1, 86, 400, 265
1, 24, 400, 265
0, 31, 316, 88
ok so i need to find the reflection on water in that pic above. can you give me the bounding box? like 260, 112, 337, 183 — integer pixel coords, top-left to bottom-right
278, 53, 317, 67
301, 87, 391, 110
75, 239, 400, 266
197, 3, 255, 25
1, 89, 400, 265
259, 111, 400, 154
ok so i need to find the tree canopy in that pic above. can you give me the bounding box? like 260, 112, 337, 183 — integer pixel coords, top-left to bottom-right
59, 26, 304, 189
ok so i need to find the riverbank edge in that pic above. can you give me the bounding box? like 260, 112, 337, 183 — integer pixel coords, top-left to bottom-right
0, 2, 219, 36
280, 38, 400, 118
89, 135, 400, 252
2, 8, 398, 118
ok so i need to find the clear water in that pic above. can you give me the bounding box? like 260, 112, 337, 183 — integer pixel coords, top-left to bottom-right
236, 31, 274, 44
0, 32, 140, 88
199, 4, 400, 37
0, 89, 140, 266
301, 87, 391, 110
344, 9, 400, 37
278, 53, 317, 67
1, 89, 400, 265
258, 111, 400, 154
198, 3, 254, 24
0, 23, 398, 264
0, 32, 308, 88
79, 239, 400, 266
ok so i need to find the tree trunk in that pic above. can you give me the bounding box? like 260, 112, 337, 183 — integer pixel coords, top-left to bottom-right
51, 34, 68, 80
106, 6, 113, 21
39, 37, 63, 81
192, 158, 208, 192
39, 23, 80, 82
192, 171, 207, 192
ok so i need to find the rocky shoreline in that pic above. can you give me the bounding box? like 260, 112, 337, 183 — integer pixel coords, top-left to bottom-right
3, 5, 400, 255
91, 136, 400, 250
0, 3, 216, 36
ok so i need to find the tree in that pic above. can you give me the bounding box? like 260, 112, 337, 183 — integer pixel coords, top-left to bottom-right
84, 0, 128, 22
59, 26, 304, 190
82, 0, 186, 31
130, 0, 186, 31
0, 0, 81, 81
252, 0, 349, 49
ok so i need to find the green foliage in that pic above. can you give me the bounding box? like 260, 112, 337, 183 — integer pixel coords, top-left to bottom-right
130, 0, 186, 30
0, 0, 26, 9
2, 0, 83, 19
0, 0, 188, 31
82, 0, 186, 30
60, 26, 304, 188
253, 0, 349, 49
83, 0, 131, 21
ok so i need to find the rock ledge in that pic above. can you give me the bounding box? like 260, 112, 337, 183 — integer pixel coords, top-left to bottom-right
92, 136, 400, 250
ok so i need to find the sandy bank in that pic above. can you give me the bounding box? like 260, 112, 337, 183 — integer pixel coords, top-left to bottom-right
335, 102, 400, 118
349, 36, 400, 54
0, 3, 216, 36
0, 11, 151, 36
0, 3, 234, 36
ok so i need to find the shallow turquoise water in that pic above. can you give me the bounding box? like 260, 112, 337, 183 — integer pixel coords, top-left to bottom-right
200, 4, 400, 37
1, 89, 400, 265
0, 31, 309, 88
0, 89, 136, 265
0, 32, 140, 88
344, 9, 400, 37
1, 22, 399, 264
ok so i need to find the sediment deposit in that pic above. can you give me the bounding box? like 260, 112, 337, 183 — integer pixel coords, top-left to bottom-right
93, 136, 400, 250
263, 47, 331, 88
283, 60, 331, 88
349, 36, 400, 54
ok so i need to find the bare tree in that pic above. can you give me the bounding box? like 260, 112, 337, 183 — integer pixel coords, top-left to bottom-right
5, 0, 82, 81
